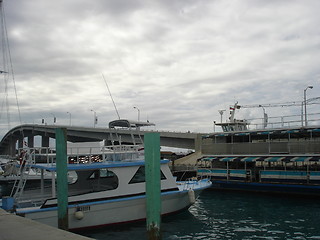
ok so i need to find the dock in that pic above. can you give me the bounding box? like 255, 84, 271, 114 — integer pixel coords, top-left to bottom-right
0, 209, 93, 240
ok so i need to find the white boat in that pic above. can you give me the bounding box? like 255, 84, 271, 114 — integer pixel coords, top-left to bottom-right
13, 159, 210, 230
0, 152, 53, 184
0, 163, 53, 183
5, 120, 211, 230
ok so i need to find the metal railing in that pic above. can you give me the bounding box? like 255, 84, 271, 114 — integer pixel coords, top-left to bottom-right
245, 112, 320, 130
201, 141, 320, 155
18, 144, 144, 165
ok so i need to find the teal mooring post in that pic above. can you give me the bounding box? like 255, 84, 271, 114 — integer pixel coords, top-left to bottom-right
144, 132, 161, 240
55, 128, 69, 230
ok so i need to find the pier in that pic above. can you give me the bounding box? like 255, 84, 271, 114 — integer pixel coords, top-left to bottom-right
0, 209, 93, 240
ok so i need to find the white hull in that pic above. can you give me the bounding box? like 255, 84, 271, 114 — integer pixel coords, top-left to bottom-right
19, 188, 203, 230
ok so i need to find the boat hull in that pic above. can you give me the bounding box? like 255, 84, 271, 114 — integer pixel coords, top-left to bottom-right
210, 180, 320, 196
17, 188, 203, 230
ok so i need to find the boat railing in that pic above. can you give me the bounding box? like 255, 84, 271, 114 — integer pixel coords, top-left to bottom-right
68, 144, 142, 163
18, 144, 143, 165
18, 147, 56, 165
202, 140, 320, 155
242, 112, 320, 131
197, 168, 252, 181
100, 144, 143, 162
178, 177, 211, 191
176, 177, 198, 190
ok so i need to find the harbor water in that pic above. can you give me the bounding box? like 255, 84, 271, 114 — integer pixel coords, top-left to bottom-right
79, 190, 320, 240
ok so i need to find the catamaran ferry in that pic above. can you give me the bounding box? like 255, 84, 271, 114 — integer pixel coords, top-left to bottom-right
176, 102, 320, 196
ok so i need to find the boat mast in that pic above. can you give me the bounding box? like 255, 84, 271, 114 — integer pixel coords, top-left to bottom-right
229, 101, 239, 123
102, 74, 121, 120
0, 0, 22, 131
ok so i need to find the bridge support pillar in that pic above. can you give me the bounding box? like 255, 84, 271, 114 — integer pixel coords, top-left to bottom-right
27, 136, 34, 148
42, 136, 50, 148
8, 136, 17, 156
194, 134, 202, 153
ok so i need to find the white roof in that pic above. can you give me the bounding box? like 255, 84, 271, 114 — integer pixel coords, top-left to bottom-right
108, 119, 155, 128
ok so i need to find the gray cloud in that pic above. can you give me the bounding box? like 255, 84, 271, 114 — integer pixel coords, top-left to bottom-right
1, 0, 320, 138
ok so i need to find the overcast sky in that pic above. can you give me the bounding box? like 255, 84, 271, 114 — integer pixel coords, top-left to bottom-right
1, 0, 320, 138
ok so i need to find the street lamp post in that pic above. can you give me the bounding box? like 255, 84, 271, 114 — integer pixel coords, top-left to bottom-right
304, 86, 313, 127
91, 109, 97, 128
67, 112, 71, 126
259, 105, 266, 129
301, 102, 304, 127
51, 113, 56, 124
218, 110, 225, 123
133, 106, 140, 122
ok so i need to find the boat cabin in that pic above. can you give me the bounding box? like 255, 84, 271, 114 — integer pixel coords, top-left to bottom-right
16, 159, 177, 208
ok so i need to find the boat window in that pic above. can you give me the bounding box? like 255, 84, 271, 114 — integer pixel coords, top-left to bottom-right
129, 166, 166, 184
86, 169, 119, 191
89, 168, 116, 179
68, 171, 78, 184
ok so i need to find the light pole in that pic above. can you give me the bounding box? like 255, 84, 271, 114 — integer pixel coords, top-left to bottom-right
133, 106, 140, 122
218, 110, 225, 123
67, 112, 71, 126
304, 86, 313, 127
51, 113, 56, 124
90, 109, 97, 128
259, 105, 267, 129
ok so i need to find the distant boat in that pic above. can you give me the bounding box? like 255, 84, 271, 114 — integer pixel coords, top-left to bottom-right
196, 102, 320, 196
0, 160, 53, 184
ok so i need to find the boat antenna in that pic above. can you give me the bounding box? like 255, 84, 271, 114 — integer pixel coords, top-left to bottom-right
102, 74, 121, 120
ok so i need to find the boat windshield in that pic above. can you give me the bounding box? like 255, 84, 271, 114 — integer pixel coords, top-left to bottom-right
67, 169, 119, 192
129, 166, 166, 184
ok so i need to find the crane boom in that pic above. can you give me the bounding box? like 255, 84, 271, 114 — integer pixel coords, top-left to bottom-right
238, 100, 318, 109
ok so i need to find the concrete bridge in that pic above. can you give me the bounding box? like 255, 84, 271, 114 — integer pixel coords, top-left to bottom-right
0, 124, 204, 156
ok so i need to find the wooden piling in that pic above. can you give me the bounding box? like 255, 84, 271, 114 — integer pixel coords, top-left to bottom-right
55, 128, 69, 230
144, 132, 161, 240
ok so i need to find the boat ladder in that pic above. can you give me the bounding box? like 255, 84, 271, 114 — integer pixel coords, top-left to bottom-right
109, 129, 123, 147
10, 148, 35, 202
